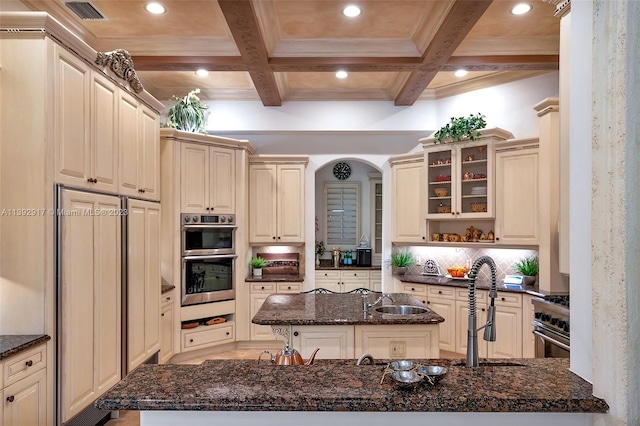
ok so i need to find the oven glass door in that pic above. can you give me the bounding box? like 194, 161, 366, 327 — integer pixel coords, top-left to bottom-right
182, 225, 235, 255
182, 255, 236, 306
533, 322, 570, 358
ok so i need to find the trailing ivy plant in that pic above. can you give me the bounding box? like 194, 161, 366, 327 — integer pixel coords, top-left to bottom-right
166, 88, 208, 134
433, 113, 487, 144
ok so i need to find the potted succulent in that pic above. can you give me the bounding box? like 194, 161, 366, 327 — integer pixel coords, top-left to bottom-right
432, 113, 487, 144
389, 250, 414, 275
514, 255, 539, 286
250, 256, 268, 277
315, 240, 325, 267
166, 88, 209, 134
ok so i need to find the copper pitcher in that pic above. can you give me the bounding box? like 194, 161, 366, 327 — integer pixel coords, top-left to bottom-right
258, 345, 319, 366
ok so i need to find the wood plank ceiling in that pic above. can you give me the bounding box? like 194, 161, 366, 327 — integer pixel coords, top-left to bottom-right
17, 0, 560, 106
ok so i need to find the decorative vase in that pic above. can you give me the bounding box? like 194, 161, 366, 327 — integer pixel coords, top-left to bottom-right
315, 256, 320, 267
253, 268, 262, 277
396, 266, 407, 275
523, 275, 536, 286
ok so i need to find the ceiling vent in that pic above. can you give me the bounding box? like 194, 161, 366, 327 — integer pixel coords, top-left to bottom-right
65, 2, 107, 20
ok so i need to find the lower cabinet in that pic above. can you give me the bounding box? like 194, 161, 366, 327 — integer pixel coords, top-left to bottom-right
314, 270, 371, 293
181, 322, 235, 352
291, 325, 355, 359
250, 282, 303, 341
1, 343, 48, 426
522, 293, 536, 358
355, 324, 439, 359
370, 271, 382, 292
159, 290, 175, 364
426, 286, 456, 353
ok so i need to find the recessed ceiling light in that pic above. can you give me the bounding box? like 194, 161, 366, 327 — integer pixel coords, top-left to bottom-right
343, 5, 361, 17
511, 3, 532, 15
454, 69, 468, 78
195, 69, 209, 77
145, 2, 166, 14
336, 70, 349, 79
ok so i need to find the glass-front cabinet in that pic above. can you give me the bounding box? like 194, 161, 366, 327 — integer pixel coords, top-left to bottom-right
424, 140, 494, 220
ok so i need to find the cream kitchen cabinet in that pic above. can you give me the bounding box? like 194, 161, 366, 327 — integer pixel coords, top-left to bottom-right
291, 325, 355, 359
60, 190, 122, 422
494, 140, 539, 245
54, 45, 119, 193
390, 153, 427, 243
1, 344, 48, 426
370, 270, 382, 292
314, 270, 370, 293
159, 290, 176, 364
180, 143, 236, 214
426, 286, 456, 353
395, 280, 427, 305
355, 324, 440, 359
249, 160, 307, 243
250, 282, 303, 341
119, 90, 160, 201
522, 293, 536, 358
127, 199, 161, 372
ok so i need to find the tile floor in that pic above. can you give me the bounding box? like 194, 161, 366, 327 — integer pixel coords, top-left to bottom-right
104, 349, 460, 426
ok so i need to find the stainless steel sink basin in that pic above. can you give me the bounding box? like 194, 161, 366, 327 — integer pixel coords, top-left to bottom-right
374, 305, 429, 315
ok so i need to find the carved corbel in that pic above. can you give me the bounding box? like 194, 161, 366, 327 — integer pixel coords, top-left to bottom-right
95, 49, 144, 93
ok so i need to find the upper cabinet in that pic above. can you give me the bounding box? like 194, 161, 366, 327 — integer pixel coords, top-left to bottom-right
390, 153, 426, 243
180, 143, 236, 214
249, 157, 308, 244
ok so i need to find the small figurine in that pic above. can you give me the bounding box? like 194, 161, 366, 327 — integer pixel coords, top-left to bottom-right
487, 230, 495, 241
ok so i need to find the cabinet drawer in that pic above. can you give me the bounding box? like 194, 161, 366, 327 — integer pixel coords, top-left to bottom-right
3, 344, 47, 387
250, 283, 276, 293
495, 292, 522, 308
427, 285, 455, 300
316, 271, 340, 279
456, 288, 487, 304
370, 270, 382, 279
182, 322, 235, 350
161, 291, 175, 307
401, 283, 427, 295
341, 270, 370, 279
277, 282, 302, 293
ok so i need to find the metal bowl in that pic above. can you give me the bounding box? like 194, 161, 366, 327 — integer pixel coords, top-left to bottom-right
388, 360, 415, 371
390, 370, 422, 384
416, 365, 448, 382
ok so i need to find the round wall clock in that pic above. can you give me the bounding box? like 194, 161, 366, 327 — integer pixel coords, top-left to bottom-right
333, 162, 351, 180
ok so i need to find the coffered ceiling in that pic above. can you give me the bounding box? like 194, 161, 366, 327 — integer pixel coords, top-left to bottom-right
16, 0, 560, 106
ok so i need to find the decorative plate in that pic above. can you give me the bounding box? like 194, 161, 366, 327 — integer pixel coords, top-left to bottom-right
333, 162, 351, 180
422, 259, 440, 275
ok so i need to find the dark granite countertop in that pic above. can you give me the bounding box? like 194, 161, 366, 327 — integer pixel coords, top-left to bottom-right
95, 358, 608, 413
0, 334, 50, 360
396, 274, 544, 296
252, 293, 444, 325
315, 265, 382, 271
245, 274, 305, 282
161, 284, 175, 294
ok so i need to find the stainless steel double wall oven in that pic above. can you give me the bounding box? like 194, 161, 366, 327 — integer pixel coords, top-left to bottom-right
181, 213, 236, 306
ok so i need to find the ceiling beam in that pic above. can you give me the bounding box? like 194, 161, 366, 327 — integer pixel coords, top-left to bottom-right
132, 56, 246, 72
217, 0, 282, 106
394, 0, 494, 106
442, 55, 560, 71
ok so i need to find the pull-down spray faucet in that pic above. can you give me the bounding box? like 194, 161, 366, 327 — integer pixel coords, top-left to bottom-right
466, 255, 498, 367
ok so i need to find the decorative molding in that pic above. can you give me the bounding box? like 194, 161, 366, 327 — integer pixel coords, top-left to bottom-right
542, 0, 571, 18
533, 97, 560, 117
95, 49, 144, 93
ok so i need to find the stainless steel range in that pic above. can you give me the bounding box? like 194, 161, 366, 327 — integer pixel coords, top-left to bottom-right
531, 295, 570, 358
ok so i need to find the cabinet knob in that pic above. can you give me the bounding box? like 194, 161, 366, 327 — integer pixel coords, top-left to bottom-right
277, 236, 281, 240
293, 331, 299, 336
190, 339, 194, 343
501, 297, 506, 301
6, 395, 14, 403
206, 207, 210, 210
226, 332, 230, 335
138, 188, 145, 193
481, 308, 486, 312
438, 290, 442, 294
411, 288, 415, 291
495, 237, 500, 241
87, 177, 97, 183
210, 207, 214, 211
161, 313, 165, 317
324, 273, 328, 276
287, 286, 291, 290
261, 286, 265, 290
422, 236, 426, 240
272, 236, 276, 240
25, 360, 33, 367
451, 212, 455, 216
427, 301, 431, 304
166, 296, 171, 301
353, 273, 357, 276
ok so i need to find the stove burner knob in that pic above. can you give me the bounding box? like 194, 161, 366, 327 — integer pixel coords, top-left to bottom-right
563, 323, 570, 333
541, 314, 551, 322
192, 216, 199, 223
227, 216, 234, 223
551, 317, 559, 326
220, 216, 227, 223
184, 216, 191, 223
534, 312, 542, 319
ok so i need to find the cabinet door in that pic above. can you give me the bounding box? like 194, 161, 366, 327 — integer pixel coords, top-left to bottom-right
370, 271, 382, 292
455, 299, 488, 357
425, 146, 455, 218
249, 165, 277, 242
522, 294, 536, 358
456, 141, 493, 219
127, 199, 161, 372
495, 148, 539, 245
355, 325, 439, 359
159, 298, 175, 364
487, 305, 523, 358
90, 72, 119, 193
61, 190, 121, 422
250, 293, 275, 340
181, 143, 209, 213
140, 105, 160, 200
291, 326, 354, 359
277, 164, 305, 242
427, 297, 456, 353
2, 368, 46, 426
209, 147, 235, 214
118, 90, 141, 197
392, 161, 426, 242
54, 45, 91, 187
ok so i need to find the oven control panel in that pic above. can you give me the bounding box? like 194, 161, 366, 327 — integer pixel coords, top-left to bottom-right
182, 214, 235, 224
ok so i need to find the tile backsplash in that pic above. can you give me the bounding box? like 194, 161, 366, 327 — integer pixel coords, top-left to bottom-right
391, 245, 538, 282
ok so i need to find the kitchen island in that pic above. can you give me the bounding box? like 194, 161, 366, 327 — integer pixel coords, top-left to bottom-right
252, 292, 444, 359
95, 358, 608, 426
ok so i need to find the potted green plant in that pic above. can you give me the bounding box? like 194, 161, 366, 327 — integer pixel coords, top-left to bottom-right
514, 255, 538, 286
250, 256, 268, 277
389, 250, 414, 275
432, 113, 487, 144
166, 88, 209, 134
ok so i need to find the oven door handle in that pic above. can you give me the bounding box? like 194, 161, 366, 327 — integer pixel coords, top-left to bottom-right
182, 255, 238, 261
533, 330, 570, 351
182, 224, 237, 229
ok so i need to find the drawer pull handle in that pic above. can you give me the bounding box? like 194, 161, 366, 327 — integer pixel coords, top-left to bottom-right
293, 331, 299, 336
25, 360, 34, 367
481, 308, 486, 312
438, 290, 442, 294
501, 297, 506, 301
226, 332, 230, 335
427, 301, 431, 304
6, 395, 15, 403
287, 286, 291, 290
411, 288, 415, 291
261, 286, 265, 290
166, 297, 171, 301
190, 339, 194, 343
161, 313, 165, 317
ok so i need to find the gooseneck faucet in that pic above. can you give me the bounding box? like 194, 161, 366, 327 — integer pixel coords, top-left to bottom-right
466, 255, 498, 367
362, 293, 394, 315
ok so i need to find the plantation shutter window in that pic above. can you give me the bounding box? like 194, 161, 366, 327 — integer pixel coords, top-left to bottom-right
325, 183, 360, 247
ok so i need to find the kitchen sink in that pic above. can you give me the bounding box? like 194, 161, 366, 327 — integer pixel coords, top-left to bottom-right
374, 305, 429, 315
